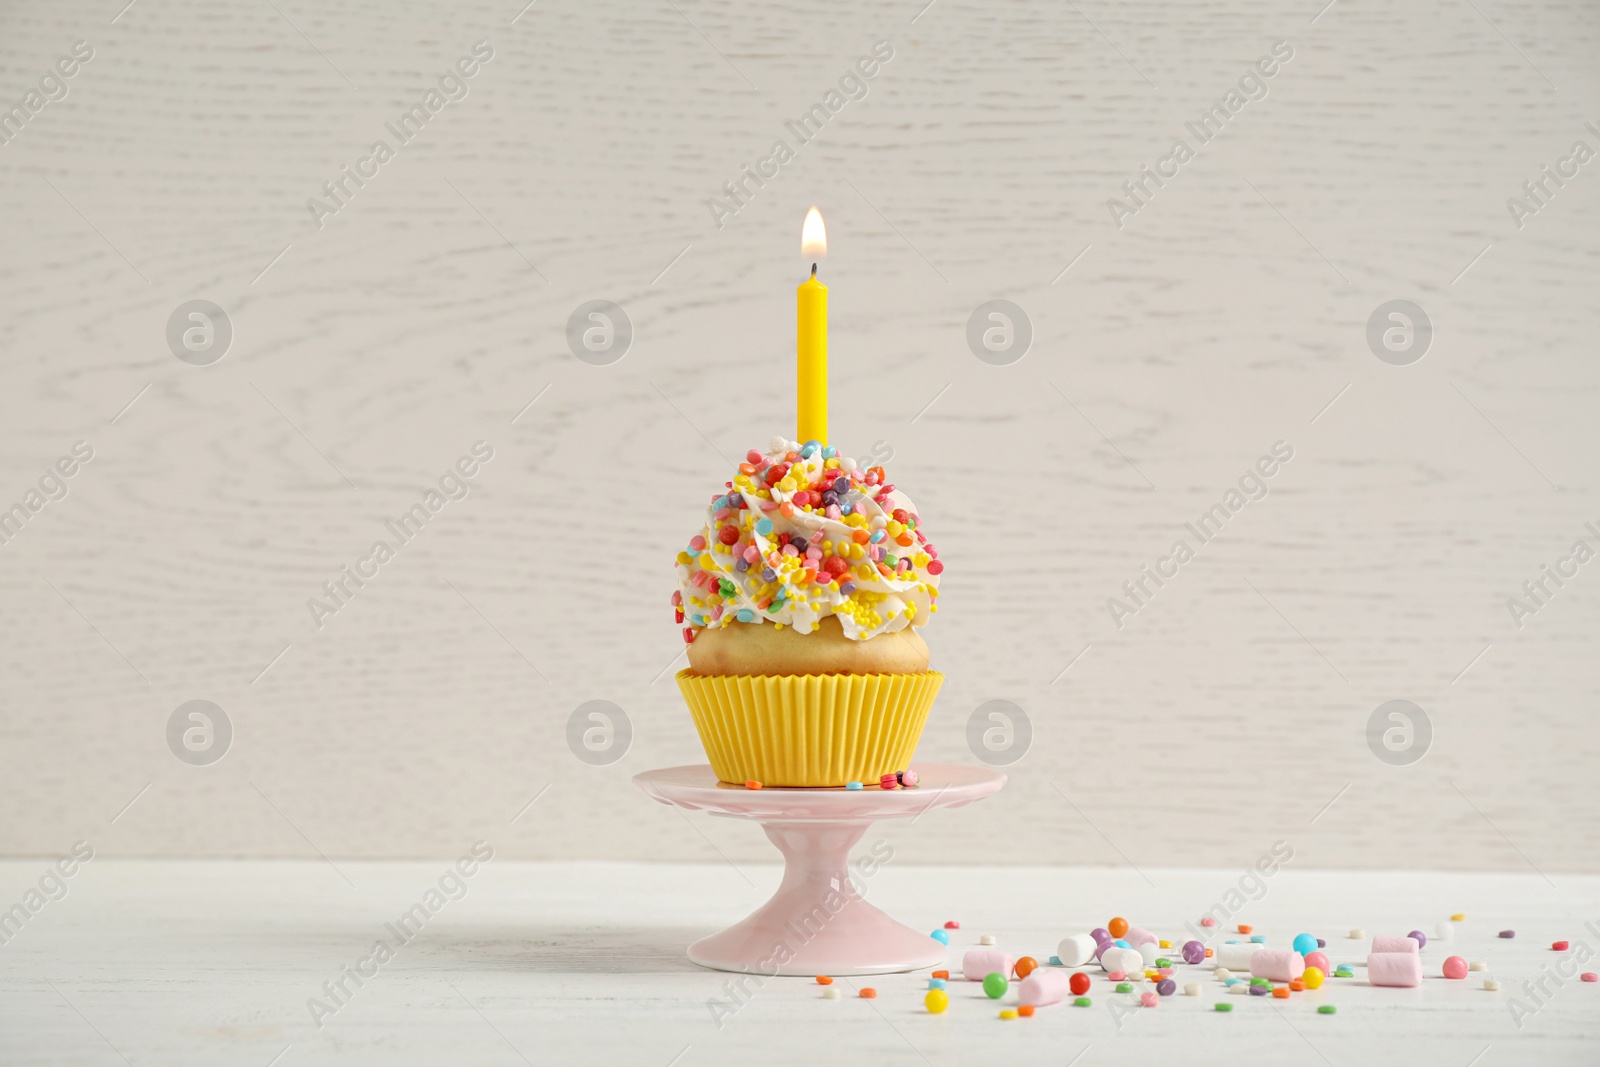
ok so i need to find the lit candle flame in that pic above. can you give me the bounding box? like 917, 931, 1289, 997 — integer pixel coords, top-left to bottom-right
801, 206, 827, 260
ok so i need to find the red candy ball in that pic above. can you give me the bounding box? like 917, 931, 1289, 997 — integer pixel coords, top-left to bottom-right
717, 525, 740, 545
1069, 972, 1091, 996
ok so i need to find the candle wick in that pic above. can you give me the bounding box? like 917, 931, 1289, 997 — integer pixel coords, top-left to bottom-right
811, 262, 817, 277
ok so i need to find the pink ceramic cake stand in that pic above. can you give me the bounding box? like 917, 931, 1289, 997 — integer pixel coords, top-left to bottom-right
634, 763, 1005, 976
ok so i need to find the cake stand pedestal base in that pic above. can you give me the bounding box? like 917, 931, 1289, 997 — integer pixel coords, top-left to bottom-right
634, 763, 1005, 976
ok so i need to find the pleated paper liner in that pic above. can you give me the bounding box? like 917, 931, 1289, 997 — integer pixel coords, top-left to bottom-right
676, 670, 943, 787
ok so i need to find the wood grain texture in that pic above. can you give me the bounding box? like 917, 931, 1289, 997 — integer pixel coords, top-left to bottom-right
0, 0, 1596, 869
2, 861, 1598, 1065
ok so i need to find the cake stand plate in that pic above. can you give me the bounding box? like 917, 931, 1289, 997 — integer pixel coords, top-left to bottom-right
634, 763, 1005, 976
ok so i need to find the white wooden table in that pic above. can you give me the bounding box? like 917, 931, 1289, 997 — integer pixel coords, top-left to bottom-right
4, 861, 1596, 1065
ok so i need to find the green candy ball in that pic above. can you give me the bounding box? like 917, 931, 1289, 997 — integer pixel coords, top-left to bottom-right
982, 972, 1007, 999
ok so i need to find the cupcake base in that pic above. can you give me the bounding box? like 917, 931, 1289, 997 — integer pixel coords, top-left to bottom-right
676, 670, 942, 787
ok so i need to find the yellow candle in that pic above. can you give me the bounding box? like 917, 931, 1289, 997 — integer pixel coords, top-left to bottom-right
797, 207, 828, 446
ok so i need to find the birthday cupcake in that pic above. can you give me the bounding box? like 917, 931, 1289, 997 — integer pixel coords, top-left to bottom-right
673, 437, 943, 786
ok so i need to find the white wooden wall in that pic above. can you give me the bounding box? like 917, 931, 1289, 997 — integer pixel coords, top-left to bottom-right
1, 0, 1596, 872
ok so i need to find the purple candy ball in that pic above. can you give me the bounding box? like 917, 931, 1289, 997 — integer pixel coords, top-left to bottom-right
1157, 978, 1176, 996
1407, 930, 1427, 948
1182, 940, 1205, 965
1316, 938, 1326, 948
1091, 928, 1111, 944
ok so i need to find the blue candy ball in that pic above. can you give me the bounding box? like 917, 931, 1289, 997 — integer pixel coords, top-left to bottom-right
930, 929, 950, 945
1292, 933, 1318, 956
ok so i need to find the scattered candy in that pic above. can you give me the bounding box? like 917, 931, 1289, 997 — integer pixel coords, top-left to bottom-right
1108, 971, 1126, 982
1215, 1002, 1234, 1012
1249, 978, 1269, 988
1289, 980, 1305, 991
1249, 935, 1267, 944
930, 930, 949, 945
943, 920, 959, 929
1318, 1005, 1337, 1014
1154, 958, 1172, 969
1317, 939, 1326, 948
1157, 979, 1175, 996
1182, 940, 1205, 964
1407, 930, 1427, 949
1451, 913, 1466, 922
1435, 921, 1455, 941
1237, 924, 1253, 934
1014, 956, 1039, 979
1048, 956, 1060, 965
1201, 917, 1217, 927
1159, 940, 1171, 949
998, 1009, 1017, 1020
1074, 996, 1093, 1007
1334, 965, 1354, 978
931, 970, 949, 980
815, 976, 833, 985
1349, 929, 1365, 939
983, 973, 1008, 999
1484, 979, 1501, 991
1215, 968, 1232, 981
1305, 951, 1330, 973
1115, 982, 1134, 994
1249, 986, 1268, 996
1184, 982, 1201, 996
1499, 930, 1515, 939
1293, 933, 1318, 956
845, 782, 863, 790
1108, 917, 1130, 939
1442, 956, 1468, 979
980, 935, 997, 947
1070, 972, 1091, 995
1582, 973, 1598, 983
879, 773, 900, 790
928, 978, 947, 990
1553, 940, 1570, 951
744, 780, 762, 790
1140, 992, 1158, 1007
823, 987, 841, 1000
859, 987, 876, 998
1272, 986, 1289, 999
899, 769, 920, 787
1303, 967, 1324, 989
1469, 961, 1486, 971
924, 989, 948, 1013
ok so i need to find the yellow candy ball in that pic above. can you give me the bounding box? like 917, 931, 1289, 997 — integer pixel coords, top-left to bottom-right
1303, 966, 1324, 989
925, 989, 949, 1013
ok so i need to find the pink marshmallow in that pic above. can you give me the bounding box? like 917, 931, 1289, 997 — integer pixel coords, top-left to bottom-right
1017, 969, 1073, 1007
1250, 949, 1305, 983
1371, 935, 1419, 955
1123, 926, 1157, 948
1368, 952, 1423, 987
962, 949, 1016, 982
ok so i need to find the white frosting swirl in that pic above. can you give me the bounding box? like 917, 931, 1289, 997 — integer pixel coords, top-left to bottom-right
672, 437, 941, 641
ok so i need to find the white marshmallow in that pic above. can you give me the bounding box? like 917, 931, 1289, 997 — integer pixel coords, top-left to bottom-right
1138, 941, 1161, 966
1214, 943, 1260, 970
1057, 932, 1098, 968
1099, 947, 1143, 975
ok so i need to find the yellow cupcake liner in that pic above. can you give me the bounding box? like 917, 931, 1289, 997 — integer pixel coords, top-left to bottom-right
676, 670, 942, 786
